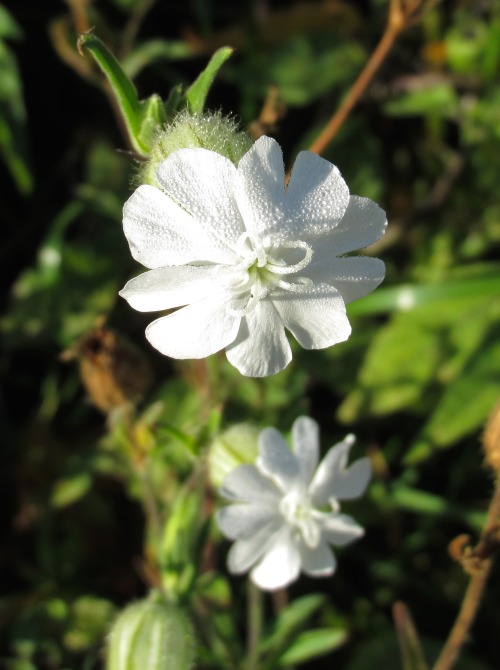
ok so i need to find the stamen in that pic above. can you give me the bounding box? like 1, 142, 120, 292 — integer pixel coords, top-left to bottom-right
266, 240, 313, 275
236, 232, 267, 267
275, 277, 313, 292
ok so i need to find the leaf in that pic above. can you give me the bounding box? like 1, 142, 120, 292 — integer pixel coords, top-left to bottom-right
348, 266, 500, 317
277, 628, 347, 666
51, 472, 92, 508
406, 324, 500, 464
0, 36, 33, 193
185, 46, 233, 114
384, 83, 459, 118
77, 33, 166, 155
260, 594, 325, 657
0, 4, 23, 40
64, 596, 117, 652
391, 485, 485, 531
337, 315, 441, 421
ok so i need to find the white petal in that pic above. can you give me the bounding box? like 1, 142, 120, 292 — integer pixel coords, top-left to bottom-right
273, 284, 351, 350
157, 149, 245, 248
299, 540, 336, 577
123, 185, 234, 268
250, 528, 301, 590
216, 503, 279, 540
225, 299, 292, 377
321, 195, 387, 255
285, 151, 350, 237
119, 265, 230, 312
291, 417, 320, 486
219, 464, 281, 504
321, 513, 365, 546
145, 294, 240, 359
257, 427, 301, 492
308, 257, 385, 305
310, 436, 372, 506
227, 520, 281, 574
234, 136, 286, 237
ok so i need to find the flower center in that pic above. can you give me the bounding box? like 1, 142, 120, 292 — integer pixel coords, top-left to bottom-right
279, 489, 321, 548
229, 233, 314, 316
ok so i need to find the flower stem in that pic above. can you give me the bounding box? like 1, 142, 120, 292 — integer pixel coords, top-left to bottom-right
432, 475, 500, 670
246, 580, 263, 670
307, 0, 425, 157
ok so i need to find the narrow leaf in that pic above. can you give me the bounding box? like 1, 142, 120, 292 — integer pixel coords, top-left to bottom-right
77, 33, 146, 155
277, 628, 347, 666
185, 46, 233, 114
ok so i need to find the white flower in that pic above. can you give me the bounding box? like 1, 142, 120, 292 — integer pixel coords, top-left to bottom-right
216, 416, 371, 591
120, 137, 386, 377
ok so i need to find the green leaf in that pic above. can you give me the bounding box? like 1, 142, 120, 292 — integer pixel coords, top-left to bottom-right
391, 485, 485, 531
337, 315, 440, 421
64, 596, 117, 652
185, 46, 233, 114
0, 39, 33, 193
277, 628, 347, 666
383, 83, 459, 118
407, 325, 500, 463
77, 33, 166, 155
260, 594, 325, 658
348, 267, 500, 317
51, 472, 92, 508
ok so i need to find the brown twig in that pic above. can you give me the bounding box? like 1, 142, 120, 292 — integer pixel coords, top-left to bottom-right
308, 0, 426, 157
432, 475, 500, 670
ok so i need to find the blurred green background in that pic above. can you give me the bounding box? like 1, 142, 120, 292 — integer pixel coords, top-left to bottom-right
1, 0, 500, 668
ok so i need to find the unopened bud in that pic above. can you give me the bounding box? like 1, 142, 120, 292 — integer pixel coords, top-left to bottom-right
483, 401, 500, 474
139, 110, 253, 188
106, 593, 195, 670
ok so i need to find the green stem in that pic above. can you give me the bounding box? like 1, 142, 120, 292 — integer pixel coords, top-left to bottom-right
246, 580, 263, 670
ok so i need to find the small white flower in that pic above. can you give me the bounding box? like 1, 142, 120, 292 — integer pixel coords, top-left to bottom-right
120, 137, 386, 377
216, 416, 371, 591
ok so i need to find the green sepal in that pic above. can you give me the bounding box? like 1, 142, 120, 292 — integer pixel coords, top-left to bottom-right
163, 83, 185, 119
77, 33, 166, 156
185, 46, 233, 114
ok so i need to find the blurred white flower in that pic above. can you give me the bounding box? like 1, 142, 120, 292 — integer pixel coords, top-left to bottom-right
216, 416, 371, 591
120, 136, 386, 377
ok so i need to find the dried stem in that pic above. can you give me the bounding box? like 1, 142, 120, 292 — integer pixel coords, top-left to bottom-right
308, 0, 423, 156
432, 475, 500, 670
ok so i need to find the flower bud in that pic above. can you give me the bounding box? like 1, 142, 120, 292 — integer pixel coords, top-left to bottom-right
483, 401, 500, 474
139, 110, 253, 188
208, 423, 260, 489
106, 593, 195, 670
